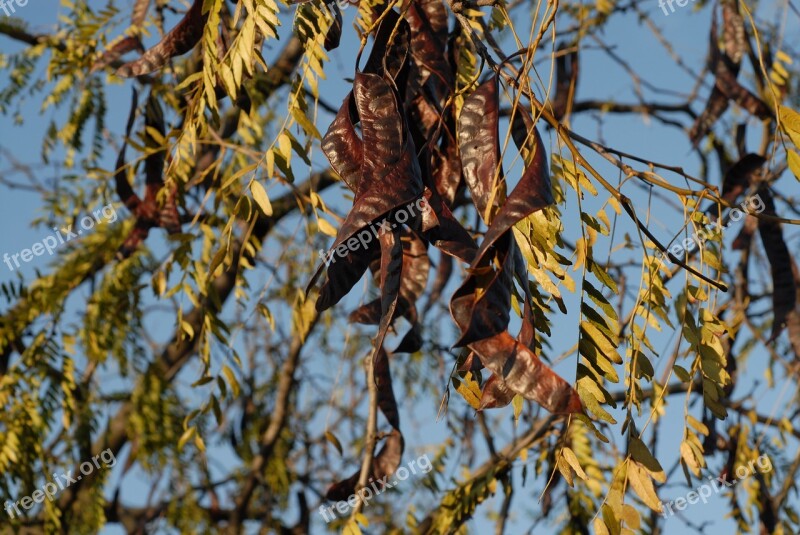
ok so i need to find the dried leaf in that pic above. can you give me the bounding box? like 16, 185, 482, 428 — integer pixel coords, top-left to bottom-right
458, 76, 503, 224
478, 374, 516, 409
116, 0, 206, 78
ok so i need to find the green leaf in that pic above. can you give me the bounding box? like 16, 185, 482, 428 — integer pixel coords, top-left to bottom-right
629, 437, 665, 483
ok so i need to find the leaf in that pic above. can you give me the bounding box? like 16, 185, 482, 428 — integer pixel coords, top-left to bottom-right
787, 150, 800, 181
629, 437, 665, 483
512, 394, 524, 423
454, 371, 483, 409
580, 320, 620, 362
277, 131, 292, 165
627, 462, 662, 512
343, 521, 363, 535
779, 105, 800, 149
680, 440, 702, 477
221, 365, 240, 398
562, 447, 588, 480
323, 2, 343, 51
318, 218, 338, 237
221, 162, 259, 191
178, 426, 196, 451
325, 430, 344, 456
250, 180, 273, 216
556, 455, 575, 487
687, 414, 710, 436
593, 518, 612, 535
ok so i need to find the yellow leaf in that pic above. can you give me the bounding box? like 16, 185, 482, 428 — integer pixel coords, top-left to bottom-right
250, 180, 273, 216
779, 105, 800, 149
278, 131, 292, 163
621, 504, 641, 529
454, 372, 482, 410
222, 365, 240, 397
265, 149, 275, 179
556, 455, 574, 487
627, 462, 662, 512
180, 320, 195, 340
680, 440, 701, 476
152, 270, 166, 296
178, 427, 196, 451
221, 162, 258, 191
512, 394, 524, 424
562, 447, 588, 481
776, 50, 793, 64
686, 414, 709, 436
787, 150, 800, 181
343, 520, 362, 535
324, 431, 343, 456
593, 518, 611, 535
354, 513, 369, 527
318, 218, 338, 237
219, 62, 237, 97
